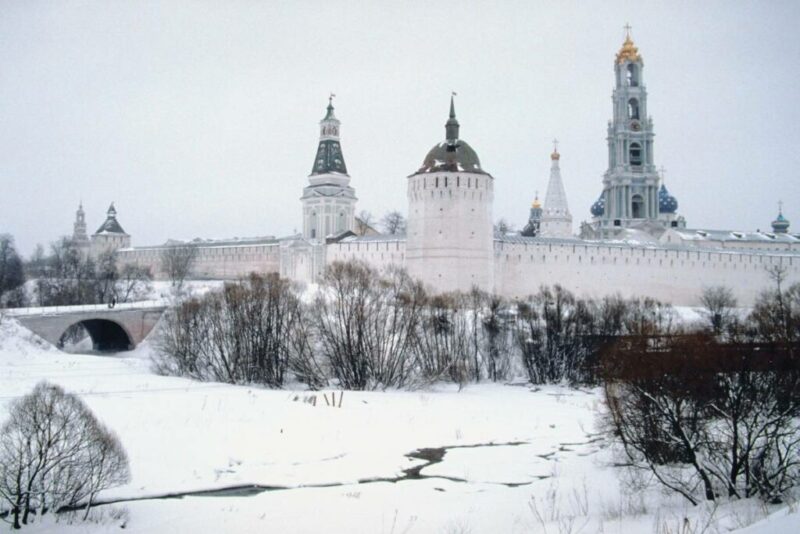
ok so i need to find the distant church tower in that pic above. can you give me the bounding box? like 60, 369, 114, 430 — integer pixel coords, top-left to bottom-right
593, 28, 666, 238
300, 96, 357, 241
406, 96, 494, 293
539, 141, 572, 238
772, 202, 791, 234
521, 194, 542, 237
72, 202, 91, 253
91, 202, 131, 257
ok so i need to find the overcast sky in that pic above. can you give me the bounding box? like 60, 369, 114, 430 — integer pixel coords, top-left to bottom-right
1, 1, 799, 255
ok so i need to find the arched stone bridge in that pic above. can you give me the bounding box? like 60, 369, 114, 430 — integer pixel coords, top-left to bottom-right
4, 301, 168, 351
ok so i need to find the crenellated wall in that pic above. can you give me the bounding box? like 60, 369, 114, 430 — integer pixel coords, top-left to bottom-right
118, 242, 281, 280
493, 238, 800, 306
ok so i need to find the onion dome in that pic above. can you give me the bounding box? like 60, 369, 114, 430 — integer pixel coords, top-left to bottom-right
590, 194, 605, 217
532, 194, 541, 209
413, 95, 489, 175
616, 31, 642, 64
772, 204, 790, 234
658, 184, 678, 214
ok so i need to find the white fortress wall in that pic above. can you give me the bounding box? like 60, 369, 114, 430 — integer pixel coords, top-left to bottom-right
326, 237, 407, 273
118, 242, 281, 280
494, 238, 800, 306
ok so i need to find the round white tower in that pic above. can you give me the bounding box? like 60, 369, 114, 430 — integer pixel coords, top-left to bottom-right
406, 96, 494, 293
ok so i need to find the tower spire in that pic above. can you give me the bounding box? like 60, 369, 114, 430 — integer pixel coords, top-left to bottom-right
541, 143, 572, 237
445, 92, 460, 142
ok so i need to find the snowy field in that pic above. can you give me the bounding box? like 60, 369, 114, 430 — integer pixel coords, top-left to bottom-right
0, 314, 798, 533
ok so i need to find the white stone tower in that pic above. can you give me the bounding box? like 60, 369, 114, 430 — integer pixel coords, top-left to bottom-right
593, 28, 661, 238
72, 202, 91, 254
91, 202, 131, 257
406, 96, 494, 293
540, 141, 572, 238
300, 96, 357, 241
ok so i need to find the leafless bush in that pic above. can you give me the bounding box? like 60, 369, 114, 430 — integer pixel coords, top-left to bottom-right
412, 292, 476, 386
0, 382, 129, 529
699, 286, 738, 337
159, 244, 198, 291
602, 333, 800, 505
33, 240, 151, 306
312, 262, 424, 389
156, 273, 305, 387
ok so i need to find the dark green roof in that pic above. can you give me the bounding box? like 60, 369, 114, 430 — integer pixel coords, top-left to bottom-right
311, 139, 348, 175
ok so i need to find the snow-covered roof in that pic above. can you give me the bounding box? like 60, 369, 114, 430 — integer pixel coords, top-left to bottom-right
496, 234, 800, 257
668, 228, 800, 244
125, 235, 279, 251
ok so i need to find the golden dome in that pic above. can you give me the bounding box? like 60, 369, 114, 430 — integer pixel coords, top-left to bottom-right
616, 35, 641, 64
532, 196, 541, 209
551, 149, 560, 161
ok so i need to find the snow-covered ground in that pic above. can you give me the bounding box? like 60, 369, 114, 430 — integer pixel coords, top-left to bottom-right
0, 314, 796, 533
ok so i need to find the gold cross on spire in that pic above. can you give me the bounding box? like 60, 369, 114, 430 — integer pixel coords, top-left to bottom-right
624, 23, 632, 38
552, 138, 559, 152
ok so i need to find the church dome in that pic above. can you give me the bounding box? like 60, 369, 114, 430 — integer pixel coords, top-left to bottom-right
417, 139, 487, 175
412, 95, 489, 176
772, 209, 790, 234
658, 184, 678, 214
590, 195, 605, 217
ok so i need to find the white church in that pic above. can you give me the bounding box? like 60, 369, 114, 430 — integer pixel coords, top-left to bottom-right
73, 31, 799, 306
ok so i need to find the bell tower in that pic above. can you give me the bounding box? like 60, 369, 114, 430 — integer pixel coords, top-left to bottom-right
594, 26, 661, 237
300, 95, 357, 241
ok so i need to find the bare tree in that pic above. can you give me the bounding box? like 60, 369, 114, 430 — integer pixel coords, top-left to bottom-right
34, 238, 98, 306
602, 332, 800, 505
380, 211, 406, 235
159, 244, 198, 291
412, 292, 476, 386
0, 235, 25, 308
493, 218, 515, 236
156, 273, 308, 388
0, 382, 129, 528
311, 261, 424, 389
699, 286, 738, 336
354, 211, 375, 236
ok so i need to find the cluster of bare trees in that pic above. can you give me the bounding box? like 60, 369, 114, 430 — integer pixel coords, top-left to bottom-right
603, 282, 800, 505
0, 382, 129, 529
0, 235, 26, 308
158, 261, 562, 390
32, 238, 151, 307
155, 273, 302, 387
516, 288, 677, 385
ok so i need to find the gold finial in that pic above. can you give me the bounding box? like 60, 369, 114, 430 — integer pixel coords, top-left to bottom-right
532, 191, 541, 209
616, 23, 642, 64
551, 138, 560, 160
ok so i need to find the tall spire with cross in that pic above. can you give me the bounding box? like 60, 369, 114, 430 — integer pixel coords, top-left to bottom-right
540, 139, 572, 238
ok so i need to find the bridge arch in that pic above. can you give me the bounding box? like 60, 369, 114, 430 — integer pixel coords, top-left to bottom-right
59, 318, 135, 352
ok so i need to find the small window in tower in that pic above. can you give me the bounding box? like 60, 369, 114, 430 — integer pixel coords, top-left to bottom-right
629, 143, 642, 166
627, 64, 639, 86
628, 98, 640, 120
631, 194, 645, 219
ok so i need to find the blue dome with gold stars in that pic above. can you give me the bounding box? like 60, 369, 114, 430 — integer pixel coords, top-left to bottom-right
658, 184, 678, 214
590, 195, 605, 217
